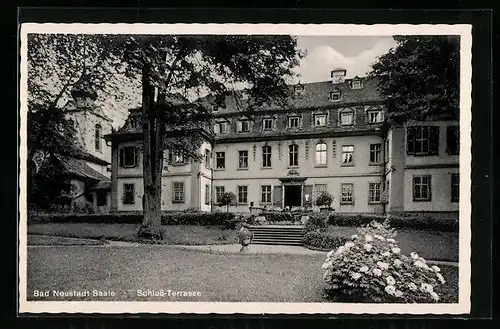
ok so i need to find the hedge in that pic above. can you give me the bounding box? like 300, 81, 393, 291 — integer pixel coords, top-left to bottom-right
257, 211, 312, 222
304, 214, 328, 232
302, 231, 347, 250
29, 212, 237, 228
327, 213, 458, 232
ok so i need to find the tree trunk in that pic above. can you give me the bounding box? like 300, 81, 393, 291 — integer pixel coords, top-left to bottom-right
137, 63, 164, 240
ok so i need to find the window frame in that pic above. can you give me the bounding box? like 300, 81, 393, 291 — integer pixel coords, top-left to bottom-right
367, 110, 384, 124
121, 146, 138, 168
237, 185, 248, 204
369, 143, 382, 164
446, 126, 460, 155
368, 182, 382, 204
205, 184, 210, 205
216, 122, 228, 134
238, 150, 249, 169
339, 110, 354, 126
122, 183, 135, 205
261, 185, 272, 204
288, 116, 300, 129
239, 120, 250, 133
215, 151, 226, 170
94, 124, 102, 151
329, 91, 342, 101
351, 80, 363, 89
315, 142, 328, 166
262, 145, 272, 168
314, 114, 327, 127
340, 183, 354, 205
451, 173, 459, 203
288, 144, 299, 167
215, 186, 225, 204
412, 175, 432, 202
406, 126, 440, 156
204, 149, 211, 169
172, 181, 185, 204
262, 118, 274, 131
341, 145, 354, 166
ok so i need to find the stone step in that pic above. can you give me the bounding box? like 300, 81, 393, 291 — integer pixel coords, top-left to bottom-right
247, 225, 305, 246
251, 240, 303, 246
252, 235, 304, 241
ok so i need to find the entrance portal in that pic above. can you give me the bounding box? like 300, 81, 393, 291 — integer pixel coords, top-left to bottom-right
284, 185, 302, 208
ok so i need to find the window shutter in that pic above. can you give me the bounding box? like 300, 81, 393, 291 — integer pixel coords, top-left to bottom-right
427, 175, 432, 201
429, 126, 440, 155
119, 148, 124, 167
406, 127, 416, 155
273, 186, 283, 208
134, 147, 139, 167
303, 185, 313, 207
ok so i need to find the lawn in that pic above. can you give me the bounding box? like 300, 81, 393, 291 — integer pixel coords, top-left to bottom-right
27, 245, 458, 303
28, 223, 238, 245
326, 226, 458, 262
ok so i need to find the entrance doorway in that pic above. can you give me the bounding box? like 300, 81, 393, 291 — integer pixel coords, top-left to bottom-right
284, 185, 302, 208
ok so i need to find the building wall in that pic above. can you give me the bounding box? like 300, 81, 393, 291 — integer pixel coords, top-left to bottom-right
387, 127, 405, 212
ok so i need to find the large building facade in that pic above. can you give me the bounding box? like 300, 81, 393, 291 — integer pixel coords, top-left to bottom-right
107, 69, 459, 216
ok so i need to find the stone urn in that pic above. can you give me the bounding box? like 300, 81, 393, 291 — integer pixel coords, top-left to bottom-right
238, 223, 253, 252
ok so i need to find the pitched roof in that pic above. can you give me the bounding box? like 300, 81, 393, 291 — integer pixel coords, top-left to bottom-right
91, 180, 111, 190
56, 155, 109, 181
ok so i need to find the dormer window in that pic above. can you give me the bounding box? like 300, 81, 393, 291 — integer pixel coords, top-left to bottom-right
288, 115, 301, 129
314, 113, 327, 127
239, 120, 250, 132
351, 79, 363, 89
367, 110, 384, 124
294, 85, 305, 97
339, 109, 355, 126
262, 118, 274, 131
215, 121, 228, 134
329, 90, 342, 101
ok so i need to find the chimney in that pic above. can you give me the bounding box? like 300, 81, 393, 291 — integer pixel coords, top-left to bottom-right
331, 68, 347, 84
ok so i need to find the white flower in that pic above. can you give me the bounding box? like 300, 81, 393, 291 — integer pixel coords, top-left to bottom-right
410, 252, 419, 260
359, 265, 369, 273
335, 246, 346, 255
408, 282, 418, 291
377, 261, 389, 270
374, 234, 385, 241
436, 273, 446, 284
364, 243, 373, 252
394, 290, 404, 298
323, 270, 333, 282
385, 285, 396, 295
364, 235, 374, 242
327, 250, 335, 258
344, 241, 355, 248
414, 260, 425, 268
432, 265, 441, 273
381, 251, 391, 257
322, 261, 333, 270
351, 234, 359, 240
393, 259, 402, 267
420, 283, 434, 293
386, 238, 396, 243
430, 291, 440, 301
386, 276, 396, 286
350, 272, 362, 280
391, 247, 401, 254
373, 268, 382, 276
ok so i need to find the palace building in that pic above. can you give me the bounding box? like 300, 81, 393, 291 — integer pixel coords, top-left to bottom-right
105, 68, 459, 216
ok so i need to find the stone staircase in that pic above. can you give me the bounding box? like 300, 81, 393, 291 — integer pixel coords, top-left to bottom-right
247, 225, 305, 246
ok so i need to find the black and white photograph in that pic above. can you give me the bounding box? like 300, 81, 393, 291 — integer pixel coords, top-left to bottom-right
18, 23, 471, 314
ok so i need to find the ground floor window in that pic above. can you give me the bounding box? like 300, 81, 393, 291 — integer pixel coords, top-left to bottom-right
413, 175, 432, 202
172, 182, 185, 203
238, 186, 248, 204
368, 182, 382, 204
205, 184, 210, 205
96, 190, 107, 206
340, 183, 354, 205
215, 186, 225, 204
261, 185, 272, 204
451, 173, 459, 202
122, 183, 135, 204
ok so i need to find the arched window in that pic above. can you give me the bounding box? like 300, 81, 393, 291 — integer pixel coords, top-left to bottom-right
315, 142, 327, 165
95, 124, 102, 151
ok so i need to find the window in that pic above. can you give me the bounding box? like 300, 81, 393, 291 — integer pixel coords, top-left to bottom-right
172, 182, 185, 203
216, 152, 225, 169
262, 118, 273, 131
289, 144, 299, 166
262, 145, 272, 168
215, 186, 225, 203
168, 150, 185, 164
340, 111, 354, 125
239, 120, 250, 132
329, 91, 341, 101
314, 114, 327, 127
351, 80, 363, 89
261, 185, 272, 204
238, 150, 248, 169
413, 175, 432, 202
315, 143, 327, 166
367, 110, 384, 123
95, 124, 102, 151
294, 85, 305, 97
368, 182, 382, 204
385, 139, 390, 160
204, 149, 211, 168
122, 183, 135, 204
341, 183, 354, 205
216, 122, 228, 134
451, 173, 459, 202
205, 184, 210, 205
369, 143, 382, 164
407, 126, 440, 156
238, 186, 248, 204
314, 184, 327, 197
119, 146, 138, 168
288, 116, 300, 129
96, 190, 107, 206
341, 145, 354, 165
446, 126, 459, 155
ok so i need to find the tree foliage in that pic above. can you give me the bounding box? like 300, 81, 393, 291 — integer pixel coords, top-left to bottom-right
369, 35, 460, 123
218, 192, 237, 212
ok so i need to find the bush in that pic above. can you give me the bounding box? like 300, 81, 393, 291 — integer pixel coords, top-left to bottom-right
302, 231, 346, 250
327, 213, 458, 232
258, 212, 295, 222
315, 191, 333, 207
322, 221, 449, 303
29, 212, 237, 227
304, 214, 328, 232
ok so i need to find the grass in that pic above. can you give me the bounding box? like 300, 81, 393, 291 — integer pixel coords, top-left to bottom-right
27, 235, 106, 246
326, 225, 458, 262
27, 246, 458, 303
28, 223, 238, 245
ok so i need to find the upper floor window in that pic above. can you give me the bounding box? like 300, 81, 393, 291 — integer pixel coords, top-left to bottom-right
407, 126, 440, 156
262, 145, 272, 168
367, 110, 384, 123
238, 150, 248, 169
215, 151, 225, 169
446, 126, 459, 155
315, 142, 327, 166
329, 90, 342, 101
314, 114, 327, 127
239, 120, 251, 132
341, 145, 354, 165
351, 79, 363, 89
262, 118, 274, 131
288, 116, 300, 129
294, 85, 305, 97
168, 150, 185, 165
289, 144, 299, 167
204, 149, 211, 169
94, 124, 102, 151
369, 143, 382, 164
215, 122, 228, 134
339, 110, 354, 126
119, 146, 138, 168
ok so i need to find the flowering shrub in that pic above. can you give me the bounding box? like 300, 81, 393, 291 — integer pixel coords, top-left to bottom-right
322, 221, 448, 303
303, 231, 347, 250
